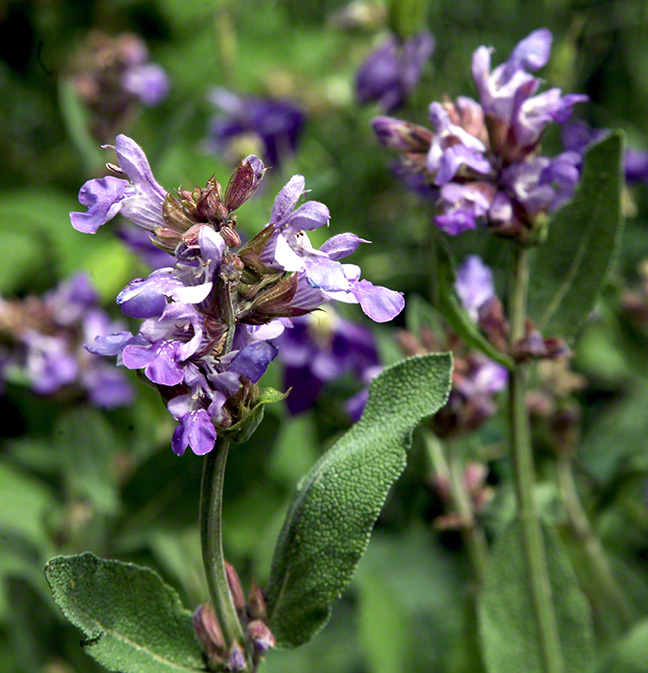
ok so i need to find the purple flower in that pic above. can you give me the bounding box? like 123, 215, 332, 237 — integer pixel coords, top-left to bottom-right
276, 306, 379, 415
624, 148, 648, 184
356, 31, 435, 113
74, 136, 404, 454
455, 255, 495, 321
71, 134, 166, 234
207, 88, 305, 167
0, 273, 133, 407
563, 120, 648, 185
122, 63, 169, 106
259, 175, 405, 322
374, 29, 588, 241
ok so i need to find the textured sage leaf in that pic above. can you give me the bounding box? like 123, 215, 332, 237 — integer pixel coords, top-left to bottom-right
44, 553, 205, 673
478, 521, 595, 673
528, 131, 624, 338
433, 237, 514, 370
265, 353, 453, 648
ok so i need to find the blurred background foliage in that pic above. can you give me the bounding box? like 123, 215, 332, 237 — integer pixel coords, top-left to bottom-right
2, 0, 648, 672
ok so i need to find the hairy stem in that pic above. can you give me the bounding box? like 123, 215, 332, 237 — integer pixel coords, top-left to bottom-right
509, 245, 564, 673
557, 456, 631, 627
200, 438, 246, 649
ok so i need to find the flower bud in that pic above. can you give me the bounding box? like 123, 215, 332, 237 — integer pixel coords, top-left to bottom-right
193, 603, 225, 670
247, 620, 275, 656
226, 642, 247, 672
247, 580, 266, 621
237, 225, 275, 274
225, 561, 246, 615
163, 193, 198, 233
372, 116, 432, 152
224, 155, 266, 211
220, 226, 242, 248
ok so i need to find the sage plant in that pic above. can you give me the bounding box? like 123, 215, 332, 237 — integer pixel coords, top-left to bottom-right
374, 28, 627, 673
51, 133, 446, 673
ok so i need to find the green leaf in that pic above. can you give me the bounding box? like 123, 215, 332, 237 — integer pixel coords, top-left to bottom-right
356, 570, 411, 673
433, 237, 514, 370
54, 408, 121, 515
598, 617, 648, 673
265, 353, 453, 648
44, 553, 205, 673
478, 521, 595, 673
0, 462, 58, 549
528, 131, 625, 338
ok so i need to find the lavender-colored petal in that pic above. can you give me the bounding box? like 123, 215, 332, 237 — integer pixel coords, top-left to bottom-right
116, 271, 180, 318
270, 175, 306, 225
122, 63, 169, 106
455, 255, 495, 321
346, 387, 369, 422
228, 341, 278, 383
285, 201, 330, 233
85, 331, 136, 356
114, 135, 167, 230
172, 409, 217, 456
508, 28, 553, 72
434, 209, 479, 235
70, 176, 128, 233
304, 257, 350, 291
320, 233, 369, 260
83, 365, 134, 408
351, 280, 404, 322
122, 341, 184, 385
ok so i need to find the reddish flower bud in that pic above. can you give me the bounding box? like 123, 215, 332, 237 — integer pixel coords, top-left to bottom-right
224, 155, 266, 211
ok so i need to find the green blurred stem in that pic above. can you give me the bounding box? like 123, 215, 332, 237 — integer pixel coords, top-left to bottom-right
424, 432, 488, 585
200, 438, 246, 649
447, 445, 489, 585
508, 245, 564, 673
556, 456, 631, 627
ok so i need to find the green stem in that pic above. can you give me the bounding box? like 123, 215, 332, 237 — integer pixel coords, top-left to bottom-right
557, 457, 632, 627
200, 438, 246, 649
423, 432, 488, 585
447, 446, 489, 585
509, 245, 564, 673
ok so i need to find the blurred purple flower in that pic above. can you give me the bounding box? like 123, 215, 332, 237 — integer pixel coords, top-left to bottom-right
275, 306, 379, 415
0, 273, 133, 407
563, 119, 648, 185
206, 88, 305, 167
455, 255, 495, 321
374, 29, 588, 241
356, 31, 435, 113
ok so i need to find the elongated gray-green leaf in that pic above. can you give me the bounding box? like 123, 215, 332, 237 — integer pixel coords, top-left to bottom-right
433, 238, 514, 370
528, 131, 624, 338
478, 521, 595, 673
45, 553, 205, 673
265, 353, 453, 648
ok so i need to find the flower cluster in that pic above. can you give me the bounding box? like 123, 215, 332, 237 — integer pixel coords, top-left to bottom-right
70, 135, 404, 456
373, 29, 587, 242
69, 31, 169, 142
206, 88, 305, 168
355, 30, 435, 113
274, 305, 379, 415
0, 273, 133, 408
